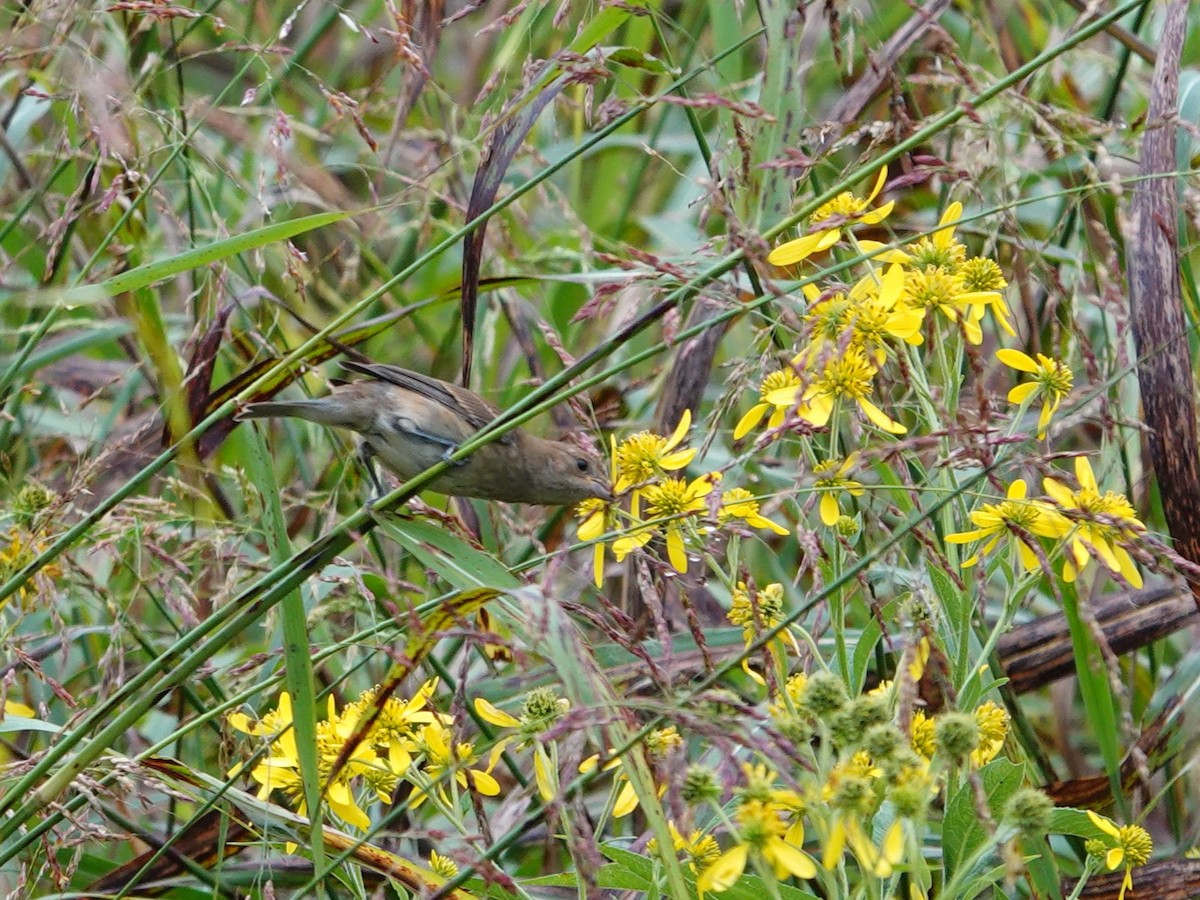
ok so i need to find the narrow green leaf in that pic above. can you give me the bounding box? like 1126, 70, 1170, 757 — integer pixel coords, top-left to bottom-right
241, 424, 325, 872
54, 211, 348, 305
377, 516, 522, 591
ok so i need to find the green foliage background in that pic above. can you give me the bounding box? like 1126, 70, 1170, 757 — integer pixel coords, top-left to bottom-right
1, 0, 1198, 897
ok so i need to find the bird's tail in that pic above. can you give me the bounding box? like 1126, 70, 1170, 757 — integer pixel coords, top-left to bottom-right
236, 398, 353, 427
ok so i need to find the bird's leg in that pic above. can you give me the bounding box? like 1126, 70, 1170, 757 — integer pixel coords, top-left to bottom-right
359, 442, 389, 503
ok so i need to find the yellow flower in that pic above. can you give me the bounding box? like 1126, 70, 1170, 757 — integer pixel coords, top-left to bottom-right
580, 731, 674, 819
766, 167, 893, 267
1043, 457, 1145, 588
1087, 811, 1153, 900
614, 473, 719, 572
663, 822, 722, 874
971, 700, 1008, 766
0, 529, 62, 608
474, 690, 568, 801
996, 349, 1073, 440
728, 582, 786, 641
819, 752, 897, 876
900, 266, 993, 344
960, 256, 1014, 335
346, 679, 447, 776
813, 454, 865, 526
734, 368, 803, 439
697, 799, 817, 893
823, 815, 905, 878
905, 201, 969, 271
768, 348, 905, 434
910, 710, 936, 759
798, 264, 919, 366
228, 691, 387, 830
429, 850, 458, 878
718, 488, 789, 535
727, 582, 800, 682
578, 751, 639, 817
576, 495, 622, 587
411, 721, 501, 809
944, 479, 1063, 570
614, 410, 697, 496
808, 169, 894, 230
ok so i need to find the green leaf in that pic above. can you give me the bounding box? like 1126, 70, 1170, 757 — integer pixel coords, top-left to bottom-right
605, 47, 677, 74
524, 861, 650, 890
944, 758, 1027, 879
0, 715, 60, 735
377, 516, 522, 591
1061, 582, 1123, 805
52, 211, 348, 305
851, 595, 900, 694
1049, 807, 1109, 839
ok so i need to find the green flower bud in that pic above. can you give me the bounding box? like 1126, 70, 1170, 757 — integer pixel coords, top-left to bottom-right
1003, 788, 1053, 838
801, 670, 849, 718
835, 515, 859, 537
682, 765, 721, 804
13, 484, 55, 529
862, 724, 906, 763
934, 711, 980, 760
830, 695, 891, 749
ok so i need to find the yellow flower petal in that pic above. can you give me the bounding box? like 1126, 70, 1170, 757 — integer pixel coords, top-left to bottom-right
534, 748, 556, 801
1075, 456, 1099, 492
734, 403, 767, 439
613, 778, 640, 817
766, 836, 817, 880
857, 240, 912, 265
1008, 382, 1039, 404
996, 348, 1037, 373
665, 409, 691, 452
660, 448, 698, 471
698, 845, 749, 893
860, 198, 894, 224
1087, 810, 1121, 839
767, 229, 840, 266
820, 493, 840, 527
666, 528, 688, 573
464, 768, 500, 796
865, 166, 888, 203
474, 698, 521, 728
858, 397, 906, 434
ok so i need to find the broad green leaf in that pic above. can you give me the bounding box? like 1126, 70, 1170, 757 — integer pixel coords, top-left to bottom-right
944, 758, 1027, 879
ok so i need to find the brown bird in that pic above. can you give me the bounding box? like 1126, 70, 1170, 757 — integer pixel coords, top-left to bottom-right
237, 361, 612, 505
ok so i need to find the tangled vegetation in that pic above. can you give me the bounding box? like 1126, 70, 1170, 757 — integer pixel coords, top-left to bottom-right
2, 1, 1198, 897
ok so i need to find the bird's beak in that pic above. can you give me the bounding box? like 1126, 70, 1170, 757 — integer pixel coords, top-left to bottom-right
590, 477, 615, 502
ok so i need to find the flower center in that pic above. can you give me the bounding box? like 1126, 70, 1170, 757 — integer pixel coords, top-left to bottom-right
815, 353, 876, 400
960, 256, 1008, 292
616, 433, 669, 483
810, 191, 866, 225
909, 236, 966, 271
1036, 359, 1073, 396
645, 479, 701, 518
902, 266, 965, 312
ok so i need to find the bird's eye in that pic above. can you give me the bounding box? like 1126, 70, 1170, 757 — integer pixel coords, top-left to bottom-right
575, 458, 590, 473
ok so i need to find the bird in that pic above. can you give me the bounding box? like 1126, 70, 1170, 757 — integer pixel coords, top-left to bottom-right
236, 361, 612, 505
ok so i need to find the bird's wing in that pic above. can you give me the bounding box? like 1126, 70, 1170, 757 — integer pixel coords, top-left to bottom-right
341, 361, 509, 438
